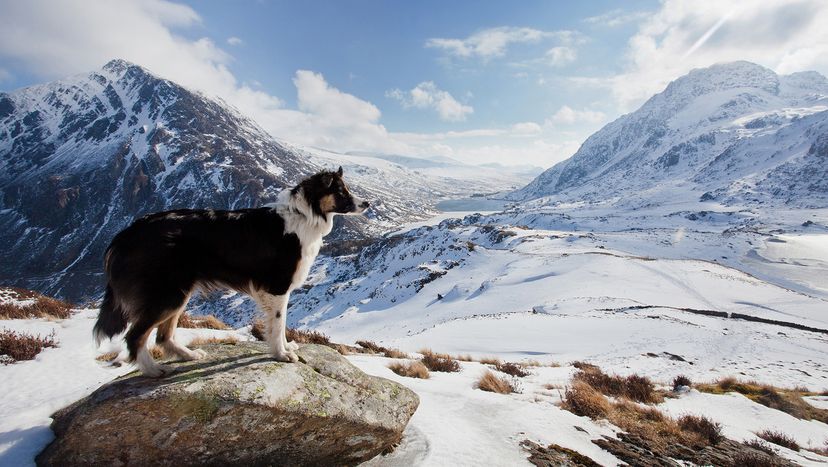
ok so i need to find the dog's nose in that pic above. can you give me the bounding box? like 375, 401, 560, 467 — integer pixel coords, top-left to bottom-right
360, 200, 370, 209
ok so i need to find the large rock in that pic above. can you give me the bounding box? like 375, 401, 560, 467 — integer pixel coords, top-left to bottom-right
36, 343, 419, 466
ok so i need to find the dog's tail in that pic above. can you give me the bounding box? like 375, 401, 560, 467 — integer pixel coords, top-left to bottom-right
94, 284, 128, 346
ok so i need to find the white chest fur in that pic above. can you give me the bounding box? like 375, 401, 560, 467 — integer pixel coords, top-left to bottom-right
269, 189, 332, 293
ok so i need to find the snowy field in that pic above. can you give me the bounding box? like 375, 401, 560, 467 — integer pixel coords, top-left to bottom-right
2, 205, 827, 465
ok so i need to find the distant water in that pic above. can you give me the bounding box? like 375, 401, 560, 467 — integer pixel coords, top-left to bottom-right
436, 198, 508, 212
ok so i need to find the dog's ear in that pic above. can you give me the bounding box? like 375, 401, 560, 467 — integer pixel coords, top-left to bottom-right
322, 173, 334, 188
336, 166, 343, 177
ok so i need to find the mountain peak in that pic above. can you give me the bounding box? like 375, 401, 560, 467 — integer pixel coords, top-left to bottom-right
661, 61, 780, 101
101, 58, 137, 74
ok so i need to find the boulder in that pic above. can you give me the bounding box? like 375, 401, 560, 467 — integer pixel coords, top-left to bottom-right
37, 343, 419, 466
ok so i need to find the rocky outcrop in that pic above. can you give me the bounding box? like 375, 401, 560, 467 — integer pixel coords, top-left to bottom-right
36, 343, 419, 466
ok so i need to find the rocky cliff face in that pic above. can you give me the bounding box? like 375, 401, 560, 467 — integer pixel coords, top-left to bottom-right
510, 61, 828, 208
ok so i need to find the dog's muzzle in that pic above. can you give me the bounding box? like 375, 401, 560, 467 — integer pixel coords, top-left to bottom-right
351, 197, 370, 214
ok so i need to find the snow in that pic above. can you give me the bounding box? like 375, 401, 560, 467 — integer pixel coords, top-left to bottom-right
660, 390, 828, 465
0, 310, 250, 466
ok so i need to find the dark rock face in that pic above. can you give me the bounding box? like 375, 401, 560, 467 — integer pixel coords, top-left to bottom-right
0, 60, 318, 301
36, 343, 419, 467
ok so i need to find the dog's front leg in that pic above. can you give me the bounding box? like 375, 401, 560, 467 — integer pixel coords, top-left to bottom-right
254, 292, 298, 363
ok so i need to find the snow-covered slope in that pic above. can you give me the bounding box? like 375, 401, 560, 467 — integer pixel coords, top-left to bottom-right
0, 60, 527, 301
509, 61, 828, 208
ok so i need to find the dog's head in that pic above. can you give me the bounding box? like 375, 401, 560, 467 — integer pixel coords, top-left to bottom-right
293, 166, 369, 218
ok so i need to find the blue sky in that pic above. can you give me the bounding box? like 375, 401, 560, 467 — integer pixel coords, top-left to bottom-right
2, 0, 828, 167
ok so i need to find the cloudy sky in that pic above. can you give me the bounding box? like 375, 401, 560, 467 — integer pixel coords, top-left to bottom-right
2, 0, 828, 168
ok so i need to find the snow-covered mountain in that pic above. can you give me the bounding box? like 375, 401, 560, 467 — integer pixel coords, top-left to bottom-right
509, 61, 828, 208
0, 60, 527, 301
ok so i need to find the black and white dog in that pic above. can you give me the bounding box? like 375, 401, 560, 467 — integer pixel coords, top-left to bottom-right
94, 167, 368, 377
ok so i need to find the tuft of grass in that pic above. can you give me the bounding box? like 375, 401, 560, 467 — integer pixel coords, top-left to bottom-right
455, 354, 474, 362
286, 327, 330, 345
673, 375, 692, 391
479, 356, 501, 366
731, 452, 785, 467
572, 360, 599, 372
561, 381, 612, 419
95, 351, 120, 362
0, 289, 74, 320
177, 314, 230, 330
698, 377, 828, 423
573, 366, 661, 403
387, 361, 430, 379
420, 349, 460, 373
251, 320, 266, 341
0, 329, 58, 362
494, 361, 529, 378
676, 414, 723, 444
188, 335, 238, 346
477, 370, 516, 394
756, 430, 799, 451
383, 348, 409, 359
356, 340, 384, 353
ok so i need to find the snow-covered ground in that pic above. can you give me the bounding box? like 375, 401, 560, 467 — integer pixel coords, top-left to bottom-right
2, 308, 825, 466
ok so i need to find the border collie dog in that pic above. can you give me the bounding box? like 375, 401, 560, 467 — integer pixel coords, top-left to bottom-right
94, 167, 368, 377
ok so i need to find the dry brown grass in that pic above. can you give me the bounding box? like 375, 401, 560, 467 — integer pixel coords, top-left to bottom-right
0, 288, 74, 320
756, 430, 799, 451
573, 366, 662, 403
383, 348, 409, 359
354, 340, 408, 358
286, 327, 331, 345
494, 361, 529, 377
455, 354, 473, 362
479, 356, 501, 365
177, 314, 230, 330
0, 328, 58, 362
477, 370, 515, 394
387, 361, 430, 379
523, 360, 562, 367
698, 377, 827, 423
561, 381, 612, 419
677, 414, 723, 444
673, 375, 692, 390
188, 335, 239, 346
571, 360, 600, 371
95, 351, 120, 362
420, 349, 461, 373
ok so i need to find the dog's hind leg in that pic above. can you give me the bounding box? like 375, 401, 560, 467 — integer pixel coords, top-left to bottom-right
126, 315, 171, 378
252, 291, 297, 363
156, 301, 207, 361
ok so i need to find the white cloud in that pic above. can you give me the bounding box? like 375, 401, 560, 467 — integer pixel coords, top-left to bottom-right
227, 36, 243, 46
0, 68, 11, 83
589, 0, 828, 110
387, 81, 473, 122
426, 27, 580, 61
548, 106, 606, 125
545, 46, 576, 67
0, 1, 579, 167
584, 9, 650, 27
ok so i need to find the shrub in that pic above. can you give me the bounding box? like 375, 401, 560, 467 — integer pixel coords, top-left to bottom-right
356, 340, 385, 353
561, 381, 611, 419
177, 314, 230, 330
420, 349, 460, 372
698, 377, 827, 423
677, 414, 723, 444
477, 370, 515, 394
573, 367, 661, 403
756, 430, 799, 451
0, 329, 58, 362
479, 356, 501, 365
383, 348, 409, 359
673, 375, 692, 391
286, 327, 330, 345
572, 360, 599, 371
387, 361, 429, 379
730, 452, 782, 467
455, 354, 473, 362
494, 361, 529, 377
0, 289, 74, 320
251, 320, 266, 341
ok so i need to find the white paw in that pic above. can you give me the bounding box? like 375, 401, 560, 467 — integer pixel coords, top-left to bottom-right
140, 363, 172, 378
272, 350, 299, 363
188, 348, 208, 360
286, 341, 299, 351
